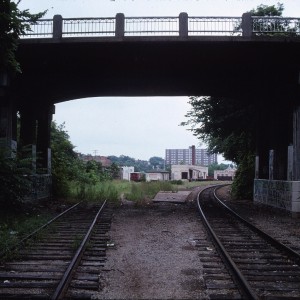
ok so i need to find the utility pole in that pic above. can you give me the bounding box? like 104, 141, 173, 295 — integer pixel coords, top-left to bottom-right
92, 150, 98, 157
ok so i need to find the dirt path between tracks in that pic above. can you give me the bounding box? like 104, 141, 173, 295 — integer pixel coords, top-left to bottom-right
93, 189, 209, 300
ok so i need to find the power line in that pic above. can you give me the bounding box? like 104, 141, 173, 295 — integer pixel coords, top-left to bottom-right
92, 150, 99, 157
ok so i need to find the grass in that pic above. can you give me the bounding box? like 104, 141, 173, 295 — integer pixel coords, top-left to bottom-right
69, 179, 219, 204
69, 181, 120, 203
125, 181, 176, 202
177, 180, 217, 189
0, 208, 53, 259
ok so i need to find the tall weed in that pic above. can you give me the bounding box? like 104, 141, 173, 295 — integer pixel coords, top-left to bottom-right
70, 181, 119, 203
125, 181, 176, 202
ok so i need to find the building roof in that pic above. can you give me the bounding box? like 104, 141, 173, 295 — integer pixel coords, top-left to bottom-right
146, 170, 169, 173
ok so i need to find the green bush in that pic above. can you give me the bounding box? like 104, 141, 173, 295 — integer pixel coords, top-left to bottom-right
0, 147, 33, 209
231, 153, 255, 199
171, 180, 183, 185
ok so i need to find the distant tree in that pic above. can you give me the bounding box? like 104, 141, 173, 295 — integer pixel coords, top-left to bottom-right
249, 2, 284, 16
149, 156, 164, 170
108, 162, 120, 179
208, 163, 229, 177
108, 155, 151, 172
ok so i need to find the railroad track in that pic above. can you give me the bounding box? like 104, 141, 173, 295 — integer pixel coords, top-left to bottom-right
0, 200, 113, 299
198, 185, 300, 299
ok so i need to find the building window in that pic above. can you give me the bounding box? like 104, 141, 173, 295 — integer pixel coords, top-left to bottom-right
181, 172, 188, 179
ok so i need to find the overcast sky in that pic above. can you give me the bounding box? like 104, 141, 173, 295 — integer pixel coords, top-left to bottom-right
18, 0, 298, 161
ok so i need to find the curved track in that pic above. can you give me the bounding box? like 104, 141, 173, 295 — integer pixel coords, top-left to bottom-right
0, 200, 112, 299
198, 185, 300, 299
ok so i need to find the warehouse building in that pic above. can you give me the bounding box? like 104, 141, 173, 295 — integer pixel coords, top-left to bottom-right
171, 165, 208, 181
214, 166, 237, 180
145, 170, 170, 182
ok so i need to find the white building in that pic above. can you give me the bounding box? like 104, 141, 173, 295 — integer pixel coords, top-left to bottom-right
120, 166, 134, 181
145, 171, 170, 182
214, 166, 236, 180
171, 165, 208, 181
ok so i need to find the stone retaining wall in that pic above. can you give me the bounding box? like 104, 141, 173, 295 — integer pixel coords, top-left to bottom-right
254, 179, 300, 213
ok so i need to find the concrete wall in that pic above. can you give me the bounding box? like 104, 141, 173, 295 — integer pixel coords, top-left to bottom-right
121, 166, 134, 181
214, 168, 236, 180
254, 179, 300, 213
145, 172, 169, 182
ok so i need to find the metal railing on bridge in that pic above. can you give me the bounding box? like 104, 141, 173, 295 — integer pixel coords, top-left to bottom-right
20, 13, 300, 39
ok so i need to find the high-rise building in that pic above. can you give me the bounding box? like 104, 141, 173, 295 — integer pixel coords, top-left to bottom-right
165, 145, 218, 166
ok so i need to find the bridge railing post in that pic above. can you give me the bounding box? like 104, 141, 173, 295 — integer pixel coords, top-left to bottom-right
242, 12, 253, 37
115, 13, 125, 38
53, 15, 63, 39
179, 12, 188, 37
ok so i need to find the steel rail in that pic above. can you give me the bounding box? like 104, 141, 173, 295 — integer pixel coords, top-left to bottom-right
0, 202, 82, 259
213, 185, 300, 263
197, 186, 259, 300
51, 199, 107, 300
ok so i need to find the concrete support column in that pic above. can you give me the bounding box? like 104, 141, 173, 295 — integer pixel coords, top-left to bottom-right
179, 12, 188, 37
242, 13, 252, 37
19, 110, 37, 147
255, 101, 269, 179
36, 105, 55, 173
115, 13, 125, 38
19, 109, 38, 172
293, 105, 300, 180
287, 145, 294, 180
0, 98, 17, 154
255, 155, 259, 179
53, 15, 63, 39
269, 149, 274, 180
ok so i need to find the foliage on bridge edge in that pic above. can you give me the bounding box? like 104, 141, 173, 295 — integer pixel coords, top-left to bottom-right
0, 0, 46, 74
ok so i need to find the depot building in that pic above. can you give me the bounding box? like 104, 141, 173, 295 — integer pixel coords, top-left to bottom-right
171, 165, 208, 181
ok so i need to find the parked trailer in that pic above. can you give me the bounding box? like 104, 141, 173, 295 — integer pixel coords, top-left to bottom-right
130, 172, 145, 182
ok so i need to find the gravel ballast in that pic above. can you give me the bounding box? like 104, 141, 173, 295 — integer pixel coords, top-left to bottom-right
93, 200, 209, 299
92, 184, 300, 299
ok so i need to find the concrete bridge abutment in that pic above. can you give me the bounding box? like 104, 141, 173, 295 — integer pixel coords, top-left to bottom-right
0, 87, 54, 201
254, 101, 300, 215
19, 104, 55, 174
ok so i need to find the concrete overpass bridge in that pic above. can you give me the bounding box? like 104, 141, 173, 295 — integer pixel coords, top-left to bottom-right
1, 13, 300, 211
